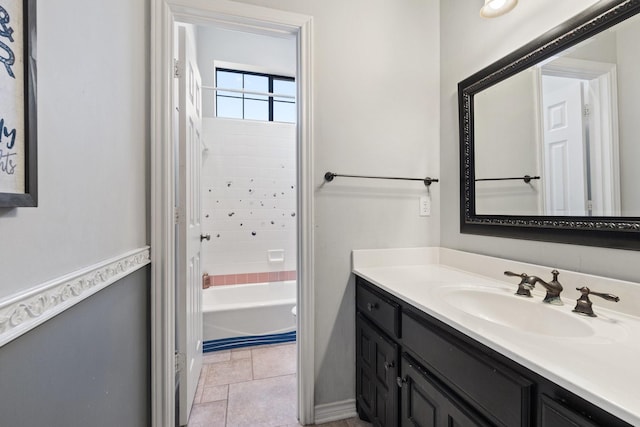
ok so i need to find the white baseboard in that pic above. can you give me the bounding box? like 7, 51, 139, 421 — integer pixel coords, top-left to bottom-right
314, 399, 358, 424
0, 247, 150, 348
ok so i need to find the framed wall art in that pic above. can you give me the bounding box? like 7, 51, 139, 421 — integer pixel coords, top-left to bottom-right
0, 0, 36, 207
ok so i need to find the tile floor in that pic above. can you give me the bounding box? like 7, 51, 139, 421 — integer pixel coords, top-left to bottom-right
187, 343, 372, 427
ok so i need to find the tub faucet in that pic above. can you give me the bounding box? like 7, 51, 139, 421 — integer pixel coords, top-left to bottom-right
504, 269, 563, 305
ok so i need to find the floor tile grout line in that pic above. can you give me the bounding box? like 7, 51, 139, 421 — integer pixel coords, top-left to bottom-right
250, 347, 255, 381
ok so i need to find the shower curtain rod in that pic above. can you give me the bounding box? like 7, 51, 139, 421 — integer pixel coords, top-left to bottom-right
324, 172, 439, 187
201, 86, 296, 100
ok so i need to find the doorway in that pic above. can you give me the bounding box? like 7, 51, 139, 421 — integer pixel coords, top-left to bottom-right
150, 1, 314, 426
537, 57, 621, 216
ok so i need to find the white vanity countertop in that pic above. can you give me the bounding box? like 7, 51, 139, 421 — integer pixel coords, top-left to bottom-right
352, 247, 640, 426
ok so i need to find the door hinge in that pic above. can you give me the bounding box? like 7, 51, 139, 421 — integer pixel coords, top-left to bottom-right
174, 59, 181, 79
175, 351, 185, 373
583, 104, 591, 117
587, 200, 593, 211
174, 207, 180, 224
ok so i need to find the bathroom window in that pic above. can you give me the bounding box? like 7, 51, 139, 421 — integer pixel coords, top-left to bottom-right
215, 68, 296, 123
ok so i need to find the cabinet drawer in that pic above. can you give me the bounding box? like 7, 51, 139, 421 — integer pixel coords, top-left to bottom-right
357, 279, 400, 338
402, 311, 533, 427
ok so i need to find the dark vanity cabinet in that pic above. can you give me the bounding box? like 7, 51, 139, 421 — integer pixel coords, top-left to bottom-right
356, 284, 400, 427
355, 275, 632, 427
356, 312, 398, 426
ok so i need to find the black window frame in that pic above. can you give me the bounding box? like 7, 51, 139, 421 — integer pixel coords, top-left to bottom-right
215, 68, 296, 123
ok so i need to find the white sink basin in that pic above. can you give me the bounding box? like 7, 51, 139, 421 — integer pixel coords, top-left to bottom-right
438, 286, 595, 338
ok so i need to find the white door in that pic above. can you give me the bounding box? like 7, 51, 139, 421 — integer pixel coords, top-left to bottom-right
542, 76, 587, 216
176, 26, 203, 426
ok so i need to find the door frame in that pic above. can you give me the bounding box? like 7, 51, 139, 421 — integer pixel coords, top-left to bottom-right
535, 57, 621, 215
150, 1, 315, 425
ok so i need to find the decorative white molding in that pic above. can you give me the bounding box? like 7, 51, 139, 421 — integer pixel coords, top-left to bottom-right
0, 247, 150, 348
314, 399, 358, 424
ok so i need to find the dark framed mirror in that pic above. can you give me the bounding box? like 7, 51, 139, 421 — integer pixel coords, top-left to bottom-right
459, 0, 640, 250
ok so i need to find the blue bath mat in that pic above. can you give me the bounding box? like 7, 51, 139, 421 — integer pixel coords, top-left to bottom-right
203, 330, 296, 353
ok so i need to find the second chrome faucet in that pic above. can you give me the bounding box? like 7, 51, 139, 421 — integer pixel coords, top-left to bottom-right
504, 269, 563, 305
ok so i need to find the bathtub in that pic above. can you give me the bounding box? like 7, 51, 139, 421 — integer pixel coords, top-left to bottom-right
202, 280, 296, 343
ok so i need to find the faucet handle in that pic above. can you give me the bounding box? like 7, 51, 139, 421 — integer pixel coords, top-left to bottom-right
589, 290, 620, 302
504, 271, 533, 297
572, 286, 620, 317
504, 271, 524, 278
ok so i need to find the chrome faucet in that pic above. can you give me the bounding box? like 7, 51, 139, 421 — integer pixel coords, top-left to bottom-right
504, 269, 563, 305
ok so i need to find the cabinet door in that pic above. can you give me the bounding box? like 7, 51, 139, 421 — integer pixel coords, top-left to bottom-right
400, 355, 492, 427
357, 313, 399, 426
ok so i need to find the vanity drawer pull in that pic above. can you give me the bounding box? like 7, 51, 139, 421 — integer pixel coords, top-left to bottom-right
384, 361, 395, 371
396, 376, 408, 388
367, 302, 378, 311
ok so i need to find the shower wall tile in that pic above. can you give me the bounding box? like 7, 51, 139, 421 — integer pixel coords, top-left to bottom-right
201, 118, 297, 276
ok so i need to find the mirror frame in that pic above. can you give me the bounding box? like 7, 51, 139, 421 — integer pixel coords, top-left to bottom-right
459, 0, 640, 250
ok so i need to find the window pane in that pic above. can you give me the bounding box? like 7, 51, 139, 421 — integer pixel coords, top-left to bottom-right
244, 74, 269, 100
217, 70, 242, 89
244, 99, 269, 121
216, 70, 242, 97
273, 79, 296, 102
216, 96, 243, 119
274, 101, 296, 123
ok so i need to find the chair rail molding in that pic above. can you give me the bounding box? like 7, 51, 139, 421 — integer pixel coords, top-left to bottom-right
0, 247, 150, 348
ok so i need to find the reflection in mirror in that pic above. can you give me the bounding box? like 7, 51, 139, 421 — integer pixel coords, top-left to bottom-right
474, 12, 640, 217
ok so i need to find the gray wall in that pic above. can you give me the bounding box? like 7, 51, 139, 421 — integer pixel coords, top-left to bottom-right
0, 0, 149, 300
0, 267, 150, 427
616, 20, 640, 216
0, 0, 150, 422
229, 0, 441, 406
440, 0, 640, 282
474, 69, 541, 215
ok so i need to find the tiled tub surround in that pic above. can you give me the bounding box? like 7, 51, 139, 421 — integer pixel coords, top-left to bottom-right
352, 247, 640, 426
201, 118, 297, 278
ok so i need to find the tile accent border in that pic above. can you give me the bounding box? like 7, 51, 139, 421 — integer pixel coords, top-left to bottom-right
0, 247, 150, 348
203, 270, 296, 287
314, 399, 358, 424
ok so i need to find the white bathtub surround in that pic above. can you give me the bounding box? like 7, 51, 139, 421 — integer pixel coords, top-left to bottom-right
0, 247, 151, 348
352, 247, 640, 426
201, 119, 297, 277
203, 280, 296, 342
